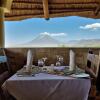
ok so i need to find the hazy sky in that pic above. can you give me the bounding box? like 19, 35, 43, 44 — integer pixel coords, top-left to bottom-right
5, 16, 100, 46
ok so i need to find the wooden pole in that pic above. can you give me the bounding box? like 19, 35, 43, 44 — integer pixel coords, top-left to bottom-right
0, 7, 4, 48
43, 0, 49, 20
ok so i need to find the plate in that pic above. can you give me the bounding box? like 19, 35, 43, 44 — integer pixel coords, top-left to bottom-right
71, 73, 90, 78
53, 66, 66, 71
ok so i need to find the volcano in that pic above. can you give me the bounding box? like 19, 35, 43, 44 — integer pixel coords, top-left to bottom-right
24, 34, 61, 47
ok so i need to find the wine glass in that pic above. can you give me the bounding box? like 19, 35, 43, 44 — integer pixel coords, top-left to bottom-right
56, 61, 61, 66
56, 55, 64, 66
42, 57, 47, 66
58, 56, 64, 66
38, 59, 44, 67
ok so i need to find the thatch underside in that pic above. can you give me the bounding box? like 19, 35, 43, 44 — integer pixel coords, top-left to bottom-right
5, 0, 100, 21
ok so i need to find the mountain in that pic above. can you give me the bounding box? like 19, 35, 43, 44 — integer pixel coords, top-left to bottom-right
9, 34, 100, 47
23, 34, 61, 47
66, 39, 100, 47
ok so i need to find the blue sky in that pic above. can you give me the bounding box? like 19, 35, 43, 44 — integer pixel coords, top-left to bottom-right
5, 16, 100, 46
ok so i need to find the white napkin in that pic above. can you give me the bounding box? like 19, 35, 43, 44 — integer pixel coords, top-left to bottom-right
26, 49, 33, 67
69, 50, 75, 71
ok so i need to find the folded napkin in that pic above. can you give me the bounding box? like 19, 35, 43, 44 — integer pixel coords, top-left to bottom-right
26, 49, 33, 66
69, 50, 75, 71
25, 49, 33, 71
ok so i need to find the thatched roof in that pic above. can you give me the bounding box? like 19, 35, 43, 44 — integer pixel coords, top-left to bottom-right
5, 0, 100, 21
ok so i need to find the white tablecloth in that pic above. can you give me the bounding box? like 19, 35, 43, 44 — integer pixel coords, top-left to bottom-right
2, 73, 91, 100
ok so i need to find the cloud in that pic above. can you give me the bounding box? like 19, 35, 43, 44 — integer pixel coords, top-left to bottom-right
40, 32, 67, 37
80, 23, 100, 30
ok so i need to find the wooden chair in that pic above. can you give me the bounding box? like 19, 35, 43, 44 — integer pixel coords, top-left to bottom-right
0, 48, 11, 100
88, 51, 100, 100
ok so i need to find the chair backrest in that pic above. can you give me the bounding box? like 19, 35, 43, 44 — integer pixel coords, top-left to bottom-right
87, 52, 100, 77
0, 48, 10, 74
96, 51, 100, 77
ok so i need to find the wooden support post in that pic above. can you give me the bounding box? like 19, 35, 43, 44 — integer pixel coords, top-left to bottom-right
96, 50, 100, 77
0, 7, 5, 48
43, 0, 49, 20
0, 0, 13, 47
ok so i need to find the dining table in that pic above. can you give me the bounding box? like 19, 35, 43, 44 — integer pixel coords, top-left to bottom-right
2, 68, 91, 100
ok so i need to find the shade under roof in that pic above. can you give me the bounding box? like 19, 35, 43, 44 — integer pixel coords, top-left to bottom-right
5, 0, 100, 21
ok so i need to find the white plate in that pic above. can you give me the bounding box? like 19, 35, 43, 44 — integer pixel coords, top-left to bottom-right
53, 66, 66, 71
71, 73, 90, 78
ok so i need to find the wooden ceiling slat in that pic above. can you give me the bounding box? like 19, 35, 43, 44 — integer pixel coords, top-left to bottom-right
8, 10, 43, 16
12, 3, 43, 9
6, 10, 97, 17
13, 0, 42, 4
5, 11, 100, 20
50, 9, 95, 13
6, 8, 97, 17
11, 3, 97, 9
49, 0, 98, 4
8, 8, 95, 12
13, 0, 97, 4
49, 4, 97, 9
5, 14, 43, 21
49, 11, 100, 19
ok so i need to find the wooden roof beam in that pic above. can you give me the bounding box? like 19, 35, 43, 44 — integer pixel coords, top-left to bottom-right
43, 0, 49, 20
94, 1, 100, 16
95, 5, 100, 16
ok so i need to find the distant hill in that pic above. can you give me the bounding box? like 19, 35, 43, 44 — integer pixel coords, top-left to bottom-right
66, 39, 100, 47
